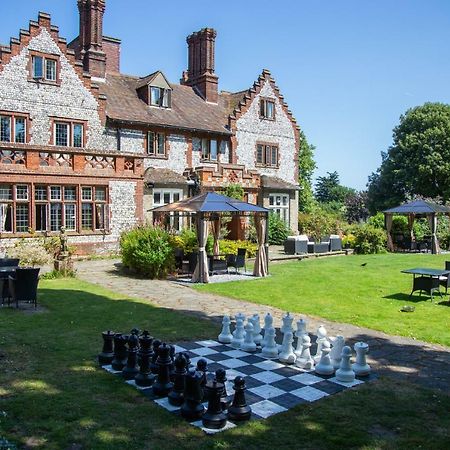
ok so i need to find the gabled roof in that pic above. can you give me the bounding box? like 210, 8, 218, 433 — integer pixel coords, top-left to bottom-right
136, 71, 171, 90
384, 200, 450, 215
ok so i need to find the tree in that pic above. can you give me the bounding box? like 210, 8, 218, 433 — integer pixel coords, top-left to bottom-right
298, 131, 317, 213
345, 191, 369, 223
315, 171, 355, 204
367, 102, 450, 212
224, 183, 244, 200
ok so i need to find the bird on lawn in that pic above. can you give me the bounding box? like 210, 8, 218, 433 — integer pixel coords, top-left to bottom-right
361, 263, 367, 267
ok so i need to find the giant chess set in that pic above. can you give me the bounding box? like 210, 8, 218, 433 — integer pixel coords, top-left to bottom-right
98, 313, 375, 434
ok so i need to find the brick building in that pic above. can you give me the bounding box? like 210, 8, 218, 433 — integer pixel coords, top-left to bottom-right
0, 0, 300, 253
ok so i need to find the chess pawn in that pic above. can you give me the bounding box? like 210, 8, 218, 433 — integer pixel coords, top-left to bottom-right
261, 327, 279, 359
314, 325, 328, 363
122, 333, 139, 380
135, 331, 155, 387
111, 334, 128, 371
232, 313, 246, 337
315, 341, 334, 376
279, 331, 296, 364
262, 313, 273, 347
227, 376, 251, 422
150, 339, 162, 374
241, 322, 257, 352
218, 315, 233, 344
152, 344, 174, 397
202, 381, 227, 430
352, 342, 371, 376
231, 318, 245, 349
295, 335, 315, 370
250, 314, 263, 345
330, 335, 345, 370
98, 330, 115, 365
181, 369, 205, 420
336, 346, 355, 383
168, 354, 188, 406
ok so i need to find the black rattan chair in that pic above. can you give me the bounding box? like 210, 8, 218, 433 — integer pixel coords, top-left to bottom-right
227, 248, 247, 274
0, 258, 20, 267
439, 261, 450, 294
8, 267, 40, 308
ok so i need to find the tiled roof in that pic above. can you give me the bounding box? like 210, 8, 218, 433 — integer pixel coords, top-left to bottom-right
102, 73, 234, 135
261, 175, 299, 190
144, 167, 188, 186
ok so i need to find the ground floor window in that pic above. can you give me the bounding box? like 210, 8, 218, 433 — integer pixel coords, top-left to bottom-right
268, 193, 290, 224
153, 189, 182, 231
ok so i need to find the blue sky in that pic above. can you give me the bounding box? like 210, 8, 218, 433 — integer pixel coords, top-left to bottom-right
3, 1, 450, 190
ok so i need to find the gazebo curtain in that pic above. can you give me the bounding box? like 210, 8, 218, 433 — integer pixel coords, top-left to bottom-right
253, 214, 268, 277
407, 213, 415, 242
427, 213, 440, 254
192, 215, 210, 283
385, 213, 394, 251
211, 217, 221, 257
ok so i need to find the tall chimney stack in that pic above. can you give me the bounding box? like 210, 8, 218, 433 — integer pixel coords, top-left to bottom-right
77, 0, 106, 78
181, 28, 219, 103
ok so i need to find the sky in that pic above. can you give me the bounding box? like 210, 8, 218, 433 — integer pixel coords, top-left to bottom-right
3, 0, 450, 190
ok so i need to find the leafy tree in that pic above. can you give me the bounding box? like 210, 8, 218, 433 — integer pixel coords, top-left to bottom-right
298, 131, 317, 212
224, 183, 244, 200
315, 171, 355, 204
345, 191, 369, 223
367, 102, 450, 212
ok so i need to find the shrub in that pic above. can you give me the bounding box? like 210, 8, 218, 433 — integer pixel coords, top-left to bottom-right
170, 228, 213, 255
219, 239, 258, 258
352, 224, 387, 254
7, 238, 52, 267
223, 184, 244, 200
120, 225, 175, 278
41, 269, 77, 279
268, 213, 289, 245
367, 212, 385, 229
342, 233, 356, 249
298, 206, 344, 240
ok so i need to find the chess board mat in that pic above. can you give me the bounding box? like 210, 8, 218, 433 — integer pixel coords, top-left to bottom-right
102, 338, 376, 434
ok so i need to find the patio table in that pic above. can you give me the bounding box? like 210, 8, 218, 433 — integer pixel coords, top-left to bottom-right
401, 267, 449, 301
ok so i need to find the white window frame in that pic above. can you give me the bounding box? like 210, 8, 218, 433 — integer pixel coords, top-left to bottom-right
268, 193, 290, 225
153, 188, 183, 231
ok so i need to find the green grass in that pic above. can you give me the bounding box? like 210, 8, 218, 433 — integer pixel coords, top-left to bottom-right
0, 279, 449, 449
196, 253, 450, 347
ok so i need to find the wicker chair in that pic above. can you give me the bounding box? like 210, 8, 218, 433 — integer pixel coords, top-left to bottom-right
8, 267, 40, 308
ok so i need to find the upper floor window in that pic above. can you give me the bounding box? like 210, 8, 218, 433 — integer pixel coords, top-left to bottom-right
147, 131, 166, 157
150, 86, 171, 108
54, 121, 84, 148
256, 143, 278, 167
31, 54, 58, 82
0, 113, 27, 144
201, 138, 218, 161
260, 98, 275, 120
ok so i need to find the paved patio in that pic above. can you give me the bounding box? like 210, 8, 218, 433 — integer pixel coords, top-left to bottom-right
75, 259, 450, 391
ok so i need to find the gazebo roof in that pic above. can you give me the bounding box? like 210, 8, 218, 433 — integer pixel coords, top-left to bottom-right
151, 192, 269, 214
384, 199, 450, 215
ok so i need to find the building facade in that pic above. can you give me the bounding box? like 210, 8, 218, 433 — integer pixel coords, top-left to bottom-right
0, 1, 300, 253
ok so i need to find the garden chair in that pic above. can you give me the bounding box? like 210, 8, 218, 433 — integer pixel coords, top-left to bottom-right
439, 261, 450, 294
174, 248, 184, 271
0, 258, 20, 267
8, 268, 40, 308
227, 248, 247, 274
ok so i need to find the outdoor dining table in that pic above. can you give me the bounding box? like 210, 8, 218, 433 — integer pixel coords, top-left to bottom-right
401, 267, 449, 301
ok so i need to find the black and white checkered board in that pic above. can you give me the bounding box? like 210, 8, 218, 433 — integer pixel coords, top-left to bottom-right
102, 339, 375, 434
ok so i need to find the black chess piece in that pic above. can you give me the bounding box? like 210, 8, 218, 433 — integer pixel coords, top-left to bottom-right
169, 344, 176, 381
196, 358, 208, 388
202, 380, 227, 429
168, 353, 187, 406
111, 333, 128, 371
227, 376, 251, 422
152, 343, 174, 397
122, 333, 139, 380
181, 369, 205, 420
150, 339, 162, 374
215, 368, 231, 410
135, 331, 155, 387
98, 330, 115, 365
182, 352, 192, 369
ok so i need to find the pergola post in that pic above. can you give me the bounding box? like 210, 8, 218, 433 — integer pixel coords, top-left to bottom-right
265, 211, 270, 273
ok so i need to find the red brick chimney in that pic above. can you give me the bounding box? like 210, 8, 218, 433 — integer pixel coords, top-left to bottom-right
181, 28, 219, 103
77, 0, 106, 78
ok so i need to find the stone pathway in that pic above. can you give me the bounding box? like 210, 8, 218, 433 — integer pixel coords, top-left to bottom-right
75, 259, 450, 392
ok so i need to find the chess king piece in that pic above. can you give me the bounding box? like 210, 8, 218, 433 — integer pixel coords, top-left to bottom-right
215, 368, 232, 410
294, 318, 308, 358
152, 344, 174, 396
295, 335, 315, 370
261, 327, 279, 358
241, 322, 257, 352
150, 339, 162, 374
227, 376, 251, 422
98, 330, 115, 365
231, 318, 245, 349
262, 313, 273, 347
329, 335, 345, 370
281, 312, 294, 335
352, 342, 371, 376
181, 369, 205, 420
313, 325, 328, 363
279, 331, 296, 364
232, 313, 246, 337
122, 332, 139, 380
218, 315, 233, 344
250, 314, 263, 345
135, 331, 155, 387
168, 353, 188, 406
315, 340, 334, 376
202, 380, 227, 429
336, 346, 355, 383
111, 333, 128, 371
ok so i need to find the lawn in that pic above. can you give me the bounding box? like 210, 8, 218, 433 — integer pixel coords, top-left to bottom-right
195, 253, 450, 347
1, 279, 449, 449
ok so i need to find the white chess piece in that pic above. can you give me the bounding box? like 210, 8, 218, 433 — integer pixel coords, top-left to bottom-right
315, 341, 334, 375
295, 335, 315, 370
232, 313, 246, 337
279, 331, 296, 364
281, 312, 294, 335
218, 315, 233, 344
313, 325, 328, 363
352, 342, 371, 376
261, 327, 278, 358
335, 346, 355, 383
231, 318, 245, 348
329, 335, 345, 370
294, 318, 308, 358
241, 322, 257, 352
262, 313, 273, 347
251, 314, 263, 345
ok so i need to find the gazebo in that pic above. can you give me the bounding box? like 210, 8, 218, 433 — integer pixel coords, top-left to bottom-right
151, 192, 270, 283
384, 200, 450, 254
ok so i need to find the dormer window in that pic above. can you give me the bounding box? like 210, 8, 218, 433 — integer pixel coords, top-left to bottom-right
150, 86, 171, 108
31, 54, 58, 83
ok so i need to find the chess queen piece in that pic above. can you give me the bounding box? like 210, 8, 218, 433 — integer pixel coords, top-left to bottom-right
294, 318, 308, 358
329, 335, 345, 370
352, 342, 371, 376
281, 312, 294, 335
152, 344, 174, 397
336, 346, 355, 383
202, 380, 227, 429
262, 313, 273, 347
279, 331, 296, 364
313, 325, 328, 363
98, 330, 115, 365
135, 331, 155, 387
231, 318, 245, 349
181, 369, 205, 420
232, 313, 246, 337
250, 314, 263, 345
218, 315, 233, 344
315, 340, 334, 376
227, 376, 251, 422
168, 353, 188, 406
295, 335, 315, 370
111, 333, 128, 371
122, 332, 139, 380
261, 327, 278, 358
241, 322, 257, 352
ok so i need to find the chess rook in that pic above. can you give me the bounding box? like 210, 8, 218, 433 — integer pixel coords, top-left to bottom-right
352, 342, 371, 376
98, 330, 115, 365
